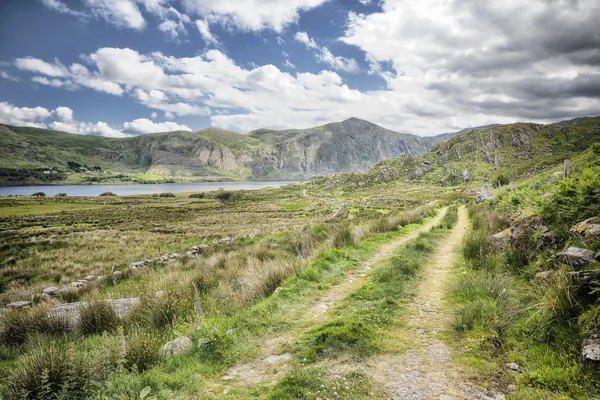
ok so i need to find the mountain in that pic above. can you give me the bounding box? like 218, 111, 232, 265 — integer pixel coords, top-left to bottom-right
317, 116, 600, 188
0, 118, 435, 185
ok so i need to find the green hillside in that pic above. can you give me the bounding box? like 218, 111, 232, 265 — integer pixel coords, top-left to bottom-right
0, 118, 438, 185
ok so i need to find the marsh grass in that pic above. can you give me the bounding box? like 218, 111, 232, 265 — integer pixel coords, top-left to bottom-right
78, 301, 119, 336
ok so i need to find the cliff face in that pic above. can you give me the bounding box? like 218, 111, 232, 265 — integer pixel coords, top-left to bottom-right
0, 118, 437, 182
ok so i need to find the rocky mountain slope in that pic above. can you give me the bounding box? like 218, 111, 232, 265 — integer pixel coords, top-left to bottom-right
0, 118, 436, 184
318, 116, 600, 188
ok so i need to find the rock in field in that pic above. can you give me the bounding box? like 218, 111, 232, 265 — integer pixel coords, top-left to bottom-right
49, 298, 140, 329
160, 336, 193, 358
583, 338, 600, 362
6, 300, 32, 309
570, 218, 600, 245
557, 247, 597, 267
43, 286, 59, 296
490, 228, 511, 250
506, 362, 519, 371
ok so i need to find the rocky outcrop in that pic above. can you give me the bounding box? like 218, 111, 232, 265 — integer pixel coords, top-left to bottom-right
476, 185, 492, 203
569, 270, 600, 286
49, 298, 140, 329
583, 338, 600, 362
570, 218, 600, 245
557, 247, 597, 268
160, 336, 193, 358
491, 228, 511, 250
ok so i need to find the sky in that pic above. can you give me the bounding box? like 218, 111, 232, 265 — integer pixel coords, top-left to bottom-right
0, 0, 599, 137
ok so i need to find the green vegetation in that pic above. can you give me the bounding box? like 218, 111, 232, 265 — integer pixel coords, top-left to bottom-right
99, 192, 117, 197
451, 148, 600, 399
31, 192, 45, 197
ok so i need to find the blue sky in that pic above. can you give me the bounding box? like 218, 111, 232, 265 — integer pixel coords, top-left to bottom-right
0, 0, 599, 137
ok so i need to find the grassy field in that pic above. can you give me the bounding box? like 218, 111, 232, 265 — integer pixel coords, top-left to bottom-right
0, 177, 469, 399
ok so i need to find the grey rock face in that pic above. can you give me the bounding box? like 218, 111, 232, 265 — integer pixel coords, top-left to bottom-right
160, 336, 193, 358
49, 298, 140, 330
557, 247, 597, 267
43, 286, 59, 296
490, 228, 511, 250
570, 218, 600, 245
7, 300, 32, 309
583, 339, 600, 361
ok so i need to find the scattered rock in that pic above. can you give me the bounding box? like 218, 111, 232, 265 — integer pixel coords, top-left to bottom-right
43, 286, 59, 296
583, 338, 600, 362
83, 276, 97, 282
507, 384, 517, 392
33, 293, 51, 304
71, 281, 85, 288
569, 270, 600, 286
570, 218, 600, 245
112, 271, 123, 279
49, 298, 140, 330
6, 300, 32, 309
131, 261, 147, 268
265, 353, 292, 364
463, 169, 471, 182
476, 185, 492, 203
534, 270, 553, 281
490, 228, 511, 250
160, 336, 193, 358
506, 362, 520, 371
557, 247, 597, 267
539, 231, 559, 247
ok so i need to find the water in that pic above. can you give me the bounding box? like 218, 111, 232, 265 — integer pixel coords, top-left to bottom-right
0, 181, 299, 197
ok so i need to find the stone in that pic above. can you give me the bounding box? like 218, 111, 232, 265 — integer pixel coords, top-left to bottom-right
570, 218, 600, 245
463, 169, 471, 182
476, 185, 492, 203
506, 362, 519, 371
539, 231, 559, 247
160, 336, 193, 358
569, 270, 600, 286
131, 261, 147, 268
71, 281, 85, 288
557, 247, 597, 267
534, 270, 553, 281
49, 298, 140, 330
160, 255, 170, 262
583, 338, 600, 361
507, 384, 517, 392
6, 300, 32, 309
490, 228, 511, 250
83, 276, 97, 282
265, 353, 292, 364
112, 271, 123, 279
33, 293, 51, 304
43, 286, 59, 296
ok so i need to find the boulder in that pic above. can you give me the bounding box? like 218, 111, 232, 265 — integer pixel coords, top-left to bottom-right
534, 270, 553, 281
160, 254, 170, 262
506, 362, 519, 371
568, 270, 600, 286
83, 276, 97, 282
557, 247, 597, 267
490, 228, 511, 250
583, 338, 600, 362
160, 336, 193, 358
539, 231, 559, 247
570, 218, 600, 245
71, 281, 85, 288
463, 169, 471, 182
475, 185, 492, 203
6, 300, 32, 309
33, 293, 51, 304
43, 286, 59, 296
49, 298, 140, 330
131, 261, 147, 268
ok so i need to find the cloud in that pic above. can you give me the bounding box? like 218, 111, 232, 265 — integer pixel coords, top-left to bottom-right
15, 57, 68, 77
295, 31, 359, 73
195, 19, 219, 46
40, 0, 85, 16
151, 112, 158, 119
83, 0, 145, 30
54, 106, 74, 122
0, 71, 19, 82
181, 0, 328, 32
0, 102, 52, 128
123, 118, 191, 134
283, 59, 295, 69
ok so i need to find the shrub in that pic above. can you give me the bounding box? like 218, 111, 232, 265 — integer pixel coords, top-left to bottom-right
188, 193, 204, 199
128, 291, 191, 330
123, 330, 162, 372
55, 192, 67, 197
99, 192, 117, 197
78, 301, 120, 335
158, 192, 175, 198
331, 225, 354, 248
0, 307, 50, 347
215, 190, 241, 203
31, 192, 46, 197
5, 342, 90, 399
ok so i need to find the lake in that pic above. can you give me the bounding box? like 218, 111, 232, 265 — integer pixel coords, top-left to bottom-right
0, 181, 299, 197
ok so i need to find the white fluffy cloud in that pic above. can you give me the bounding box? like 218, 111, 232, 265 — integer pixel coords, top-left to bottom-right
123, 118, 191, 134
195, 19, 218, 46
83, 0, 145, 30
0, 103, 189, 137
295, 31, 359, 73
0, 102, 52, 128
181, 0, 328, 32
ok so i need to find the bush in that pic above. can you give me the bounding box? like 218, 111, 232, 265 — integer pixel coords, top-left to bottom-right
158, 192, 175, 198
188, 193, 204, 199
0, 307, 51, 347
99, 192, 117, 197
55, 192, 67, 197
31, 192, 46, 197
78, 301, 120, 335
128, 291, 191, 330
331, 225, 354, 248
5, 342, 90, 399
123, 330, 162, 372
215, 190, 241, 203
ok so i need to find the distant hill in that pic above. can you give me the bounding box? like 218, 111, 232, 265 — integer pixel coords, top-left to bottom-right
0, 118, 436, 185
317, 117, 600, 188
